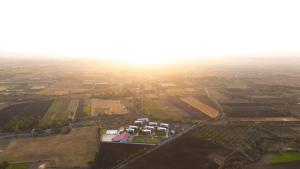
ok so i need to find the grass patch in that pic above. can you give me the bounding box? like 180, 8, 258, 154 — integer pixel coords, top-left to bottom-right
270, 152, 300, 164
6, 164, 28, 169
131, 136, 165, 144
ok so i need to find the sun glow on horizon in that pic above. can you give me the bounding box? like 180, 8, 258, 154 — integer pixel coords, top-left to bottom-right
1, 0, 300, 65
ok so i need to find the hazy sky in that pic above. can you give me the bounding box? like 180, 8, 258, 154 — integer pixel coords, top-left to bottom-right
0, 0, 299, 64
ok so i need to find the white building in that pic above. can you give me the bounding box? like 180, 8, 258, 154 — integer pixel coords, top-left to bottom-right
160, 123, 169, 128
149, 122, 158, 127
142, 129, 152, 135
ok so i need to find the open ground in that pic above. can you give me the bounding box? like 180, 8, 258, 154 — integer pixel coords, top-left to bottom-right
91, 99, 128, 116
0, 126, 98, 168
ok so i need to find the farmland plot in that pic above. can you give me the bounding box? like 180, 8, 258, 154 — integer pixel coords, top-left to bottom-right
56, 99, 79, 121
123, 128, 230, 169
91, 99, 127, 116
180, 97, 219, 118
222, 104, 290, 117
39, 99, 70, 126
0, 126, 98, 168
95, 143, 152, 169
142, 98, 170, 120
39, 99, 79, 127
0, 100, 53, 128
155, 99, 190, 120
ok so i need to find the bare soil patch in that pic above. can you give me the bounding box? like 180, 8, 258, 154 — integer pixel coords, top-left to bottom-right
0, 126, 98, 168
91, 99, 128, 115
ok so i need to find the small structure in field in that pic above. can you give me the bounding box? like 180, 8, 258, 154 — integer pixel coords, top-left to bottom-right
106, 130, 118, 135
112, 131, 130, 142
102, 130, 119, 142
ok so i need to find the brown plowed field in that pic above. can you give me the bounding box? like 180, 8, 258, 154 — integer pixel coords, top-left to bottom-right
0, 100, 53, 127
95, 143, 152, 169
123, 128, 230, 169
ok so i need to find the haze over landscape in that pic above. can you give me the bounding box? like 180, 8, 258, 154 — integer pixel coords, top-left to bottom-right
1, 1, 300, 169
1, 0, 300, 65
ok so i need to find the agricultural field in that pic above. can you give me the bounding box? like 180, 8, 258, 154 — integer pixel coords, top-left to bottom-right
180, 97, 219, 118
131, 136, 166, 144
195, 95, 218, 108
38, 82, 93, 96
39, 99, 79, 127
150, 98, 191, 120
166, 88, 185, 96
222, 103, 290, 118
74, 99, 86, 118
6, 164, 27, 169
56, 99, 79, 121
270, 152, 300, 164
0, 100, 53, 131
95, 143, 152, 169
189, 124, 300, 169
0, 126, 98, 168
207, 88, 231, 102
123, 128, 230, 169
192, 125, 270, 150
246, 161, 300, 169
0, 102, 8, 110
142, 98, 169, 120
91, 99, 128, 116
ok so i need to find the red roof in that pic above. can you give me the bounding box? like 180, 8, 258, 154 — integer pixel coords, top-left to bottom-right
112, 131, 130, 142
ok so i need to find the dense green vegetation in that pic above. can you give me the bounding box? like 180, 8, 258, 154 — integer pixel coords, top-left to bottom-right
270, 152, 300, 164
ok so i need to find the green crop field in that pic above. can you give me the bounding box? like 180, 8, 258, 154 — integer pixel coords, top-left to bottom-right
55, 99, 79, 120
6, 164, 28, 169
39, 99, 70, 127
270, 152, 300, 164
131, 136, 165, 144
